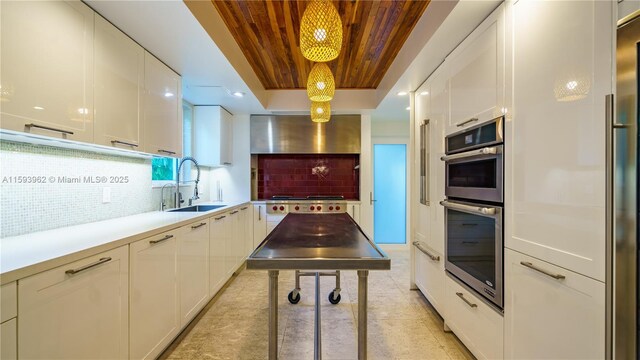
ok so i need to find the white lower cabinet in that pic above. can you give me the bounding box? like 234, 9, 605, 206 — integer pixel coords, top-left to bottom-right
253, 203, 267, 248
18, 246, 129, 359
239, 205, 253, 259
504, 249, 605, 359
444, 275, 503, 360
178, 220, 210, 327
210, 212, 230, 297
348, 203, 361, 225
413, 239, 445, 314
0, 319, 16, 360
228, 209, 242, 274
130, 231, 180, 360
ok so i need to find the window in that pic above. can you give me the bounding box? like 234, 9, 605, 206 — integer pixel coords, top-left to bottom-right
152, 157, 176, 181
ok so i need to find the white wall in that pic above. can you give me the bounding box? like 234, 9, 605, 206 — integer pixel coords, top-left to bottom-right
207, 114, 251, 203
372, 120, 410, 138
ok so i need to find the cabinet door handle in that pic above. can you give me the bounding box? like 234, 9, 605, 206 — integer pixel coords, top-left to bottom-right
191, 222, 207, 229
157, 149, 176, 155
149, 234, 174, 244
25, 123, 74, 135
412, 241, 440, 261
215, 215, 226, 221
456, 292, 478, 308
223, 162, 232, 165
258, 206, 261, 221
65, 257, 112, 275
370, 192, 377, 205
241, 207, 248, 210
456, 117, 478, 127
111, 140, 138, 148
230, 210, 239, 215
520, 261, 566, 280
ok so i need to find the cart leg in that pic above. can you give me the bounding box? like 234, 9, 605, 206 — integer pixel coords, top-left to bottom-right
333, 270, 341, 299
293, 270, 301, 296
269, 270, 279, 360
314, 272, 322, 360
357, 270, 369, 360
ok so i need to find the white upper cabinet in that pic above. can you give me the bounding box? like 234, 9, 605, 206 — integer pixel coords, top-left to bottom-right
0, 1, 94, 143
94, 15, 144, 149
193, 105, 233, 167
504, 249, 605, 359
508, 0, 613, 281
447, 4, 505, 134
143, 52, 182, 158
18, 246, 129, 360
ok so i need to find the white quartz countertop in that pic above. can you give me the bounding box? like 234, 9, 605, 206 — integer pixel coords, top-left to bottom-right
0, 201, 250, 285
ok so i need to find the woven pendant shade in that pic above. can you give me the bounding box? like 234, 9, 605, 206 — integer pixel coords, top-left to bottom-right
307, 63, 335, 102
300, 0, 343, 62
310, 101, 331, 123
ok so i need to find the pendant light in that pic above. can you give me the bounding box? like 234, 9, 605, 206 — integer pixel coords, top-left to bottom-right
300, 0, 343, 62
307, 63, 335, 102
310, 101, 331, 123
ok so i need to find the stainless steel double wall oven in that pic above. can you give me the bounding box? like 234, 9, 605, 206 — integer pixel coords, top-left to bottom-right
440, 116, 504, 309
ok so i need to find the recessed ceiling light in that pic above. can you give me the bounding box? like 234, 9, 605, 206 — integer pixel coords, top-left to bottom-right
164, 92, 174, 98
405, 106, 411, 110
420, 91, 429, 96
397, 91, 408, 96
33, 106, 44, 110
232, 91, 245, 97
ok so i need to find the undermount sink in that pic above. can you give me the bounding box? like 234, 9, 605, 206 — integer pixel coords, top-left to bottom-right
168, 205, 226, 212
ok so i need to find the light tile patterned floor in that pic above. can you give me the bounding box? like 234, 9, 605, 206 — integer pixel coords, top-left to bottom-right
160, 250, 475, 360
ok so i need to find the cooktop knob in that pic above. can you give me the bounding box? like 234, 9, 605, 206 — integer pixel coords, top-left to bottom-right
336, 206, 341, 211
310, 206, 315, 211
279, 206, 285, 211
272, 206, 278, 211
329, 206, 334, 211
317, 206, 322, 211
295, 206, 300, 211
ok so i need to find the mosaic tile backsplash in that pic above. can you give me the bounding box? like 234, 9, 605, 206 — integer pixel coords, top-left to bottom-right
0, 141, 155, 237
257, 154, 360, 200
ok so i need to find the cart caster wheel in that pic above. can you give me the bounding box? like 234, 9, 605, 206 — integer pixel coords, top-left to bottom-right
288, 291, 301, 304
328, 292, 341, 304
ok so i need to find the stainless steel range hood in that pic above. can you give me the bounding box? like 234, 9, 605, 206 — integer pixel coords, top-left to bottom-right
250, 115, 361, 154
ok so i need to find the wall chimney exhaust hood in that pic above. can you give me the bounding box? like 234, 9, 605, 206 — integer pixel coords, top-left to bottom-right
250, 115, 361, 154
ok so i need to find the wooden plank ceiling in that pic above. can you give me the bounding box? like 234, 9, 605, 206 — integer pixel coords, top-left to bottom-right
211, 0, 430, 90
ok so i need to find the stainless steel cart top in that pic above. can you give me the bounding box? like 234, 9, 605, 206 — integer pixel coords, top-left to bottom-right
246, 213, 391, 271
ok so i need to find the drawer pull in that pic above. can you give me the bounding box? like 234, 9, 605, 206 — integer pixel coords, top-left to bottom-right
258, 206, 261, 221
241, 207, 248, 210
191, 222, 207, 229
223, 162, 232, 165
111, 140, 138, 148
149, 234, 174, 244
157, 149, 176, 155
520, 261, 566, 280
412, 241, 440, 261
26, 123, 74, 135
230, 210, 239, 215
456, 292, 478, 308
65, 257, 112, 275
215, 215, 226, 221
456, 117, 479, 127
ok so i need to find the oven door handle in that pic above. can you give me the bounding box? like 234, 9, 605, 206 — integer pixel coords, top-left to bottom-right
439, 200, 497, 216
440, 146, 499, 161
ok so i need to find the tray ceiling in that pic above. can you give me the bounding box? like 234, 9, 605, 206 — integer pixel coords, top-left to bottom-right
211, 0, 430, 90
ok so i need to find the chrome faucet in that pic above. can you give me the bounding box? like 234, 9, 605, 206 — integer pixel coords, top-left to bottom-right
175, 157, 201, 209
160, 183, 177, 211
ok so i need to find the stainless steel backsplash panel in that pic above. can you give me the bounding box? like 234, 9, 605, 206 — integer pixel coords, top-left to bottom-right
250, 115, 361, 154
